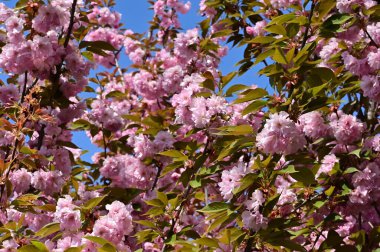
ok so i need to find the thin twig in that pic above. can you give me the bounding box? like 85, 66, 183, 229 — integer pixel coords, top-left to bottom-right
20, 72, 28, 103
64, 0, 78, 48
364, 28, 379, 48
301, 0, 316, 49
151, 164, 163, 191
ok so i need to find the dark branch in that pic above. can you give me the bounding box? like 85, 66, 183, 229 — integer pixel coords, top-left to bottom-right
64, 0, 78, 48
301, 0, 316, 49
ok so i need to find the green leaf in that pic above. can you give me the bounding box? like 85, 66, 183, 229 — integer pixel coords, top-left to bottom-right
269, 239, 306, 252
272, 47, 288, 64
82, 195, 107, 211
134, 220, 156, 228
30, 241, 49, 252
343, 167, 359, 175
64, 247, 84, 252
194, 237, 220, 248
156, 191, 168, 206
19, 146, 37, 155
84, 236, 115, 247
268, 13, 296, 25
233, 173, 257, 194
189, 178, 202, 188
135, 229, 159, 244
309, 83, 328, 96
325, 186, 335, 196
79, 41, 117, 51
293, 42, 316, 65
198, 202, 230, 213
225, 84, 249, 96
320, 230, 344, 249
247, 36, 276, 44
98, 243, 117, 252
306, 67, 336, 87
86, 46, 109, 56
145, 198, 165, 207
104, 188, 143, 204
159, 150, 188, 161
35, 223, 60, 238
349, 149, 361, 158
70, 119, 91, 130
17, 245, 41, 252
215, 125, 253, 136
201, 79, 215, 91
211, 29, 234, 38
253, 48, 275, 66
321, 13, 353, 37
263, 194, 280, 216
289, 167, 315, 186
221, 72, 237, 88
278, 165, 298, 174
234, 88, 268, 103
314, 0, 336, 22
105, 91, 126, 98
264, 24, 288, 36
15, 0, 28, 9
161, 161, 183, 176
242, 100, 267, 115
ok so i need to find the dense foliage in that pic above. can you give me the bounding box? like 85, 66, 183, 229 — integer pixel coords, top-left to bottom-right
0, 0, 379, 251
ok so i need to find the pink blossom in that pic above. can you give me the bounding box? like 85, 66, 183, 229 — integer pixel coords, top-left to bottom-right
361, 75, 380, 102
92, 201, 133, 248
245, 190, 265, 211
330, 113, 364, 144
319, 38, 340, 63
218, 162, 248, 200
367, 48, 380, 71
0, 3, 12, 22
0, 84, 19, 104
256, 112, 306, 155
153, 131, 175, 151
0, 130, 14, 146
367, 23, 380, 45
9, 168, 31, 194
278, 189, 297, 205
242, 210, 268, 231
54, 196, 81, 231
342, 52, 371, 76
269, 0, 301, 9
100, 155, 153, 189
246, 21, 267, 37
32, 5, 70, 33
86, 28, 124, 68
55, 234, 83, 252
105, 201, 133, 235
337, 0, 376, 13
298, 111, 331, 140
350, 161, 380, 205
31, 170, 65, 195
316, 154, 339, 178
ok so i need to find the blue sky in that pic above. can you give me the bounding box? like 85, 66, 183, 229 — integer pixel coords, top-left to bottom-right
2, 0, 268, 162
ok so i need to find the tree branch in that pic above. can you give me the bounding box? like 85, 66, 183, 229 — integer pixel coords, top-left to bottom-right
301, 0, 316, 49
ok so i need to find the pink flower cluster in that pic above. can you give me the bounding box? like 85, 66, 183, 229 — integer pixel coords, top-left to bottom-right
218, 162, 249, 200
256, 111, 306, 155
153, 0, 191, 29
92, 201, 133, 251
86, 28, 124, 68
242, 190, 268, 231
246, 20, 267, 37
100, 154, 153, 189
54, 196, 81, 232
